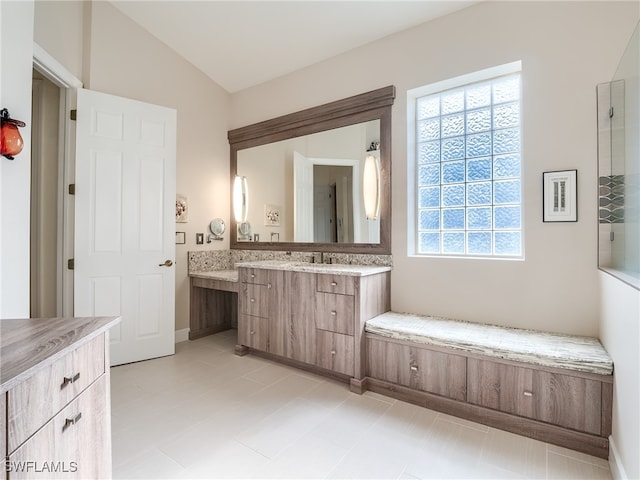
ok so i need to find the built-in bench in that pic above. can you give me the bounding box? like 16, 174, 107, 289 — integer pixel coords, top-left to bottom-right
362, 311, 614, 459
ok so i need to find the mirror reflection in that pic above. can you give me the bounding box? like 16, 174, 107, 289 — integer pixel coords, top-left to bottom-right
236, 120, 381, 244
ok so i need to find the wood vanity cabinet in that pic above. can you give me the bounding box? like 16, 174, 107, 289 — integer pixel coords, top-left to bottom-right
1, 317, 119, 480
367, 337, 467, 401
237, 266, 390, 383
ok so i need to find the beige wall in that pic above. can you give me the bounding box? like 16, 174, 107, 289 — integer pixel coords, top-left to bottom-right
600, 273, 639, 479
1, 0, 34, 318
231, 1, 639, 337
33, 0, 231, 331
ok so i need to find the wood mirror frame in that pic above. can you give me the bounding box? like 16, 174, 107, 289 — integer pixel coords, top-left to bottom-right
228, 86, 395, 254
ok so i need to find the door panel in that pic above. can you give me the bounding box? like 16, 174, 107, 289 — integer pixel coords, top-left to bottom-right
75, 88, 176, 366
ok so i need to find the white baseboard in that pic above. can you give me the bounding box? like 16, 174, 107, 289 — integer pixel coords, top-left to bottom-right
609, 435, 628, 480
175, 328, 190, 344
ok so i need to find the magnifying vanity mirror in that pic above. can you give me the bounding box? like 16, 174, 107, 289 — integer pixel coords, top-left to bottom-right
228, 86, 395, 254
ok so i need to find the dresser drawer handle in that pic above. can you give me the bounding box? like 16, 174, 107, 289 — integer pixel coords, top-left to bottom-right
410, 365, 419, 372
250, 298, 255, 303
330, 350, 337, 355
251, 274, 256, 278
330, 310, 337, 316
330, 281, 338, 286
250, 330, 255, 335
62, 372, 80, 387
267, 283, 272, 289
523, 391, 533, 397
63, 412, 82, 431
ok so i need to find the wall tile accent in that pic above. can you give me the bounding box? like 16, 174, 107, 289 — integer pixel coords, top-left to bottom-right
599, 175, 625, 224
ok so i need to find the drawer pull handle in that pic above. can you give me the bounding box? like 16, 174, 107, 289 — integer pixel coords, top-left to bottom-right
63, 412, 82, 431
250, 330, 255, 335
410, 365, 419, 372
250, 298, 255, 303
331, 281, 338, 286
251, 274, 256, 278
62, 372, 80, 387
267, 283, 272, 289
330, 311, 337, 316
330, 350, 337, 355
523, 391, 533, 397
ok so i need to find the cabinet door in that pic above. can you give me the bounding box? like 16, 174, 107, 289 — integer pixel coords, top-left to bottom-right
315, 292, 354, 335
238, 314, 269, 351
408, 346, 467, 401
286, 271, 316, 364
367, 338, 466, 400
467, 358, 534, 418
316, 330, 354, 376
8, 376, 110, 480
532, 371, 602, 435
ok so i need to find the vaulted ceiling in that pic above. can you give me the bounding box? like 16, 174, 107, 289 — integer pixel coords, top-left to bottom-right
110, 1, 478, 93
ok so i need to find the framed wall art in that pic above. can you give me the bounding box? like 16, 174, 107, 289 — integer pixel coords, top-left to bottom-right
176, 194, 188, 223
543, 169, 577, 222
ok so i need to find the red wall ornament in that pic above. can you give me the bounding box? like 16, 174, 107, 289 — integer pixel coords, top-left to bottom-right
1, 108, 27, 160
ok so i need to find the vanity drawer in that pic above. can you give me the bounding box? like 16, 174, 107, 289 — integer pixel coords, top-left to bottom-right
8, 375, 110, 479
316, 274, 355, 296
315, 292, 354, 336
238, 314, 269, 351
239, 268, 270, 285
467, 358, 603, 435
316, 330, 354, 376
7, 334, 105, 453
239, 283, 269, 316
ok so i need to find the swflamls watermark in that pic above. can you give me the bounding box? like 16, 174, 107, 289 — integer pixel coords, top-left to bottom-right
4, 460, 78, 473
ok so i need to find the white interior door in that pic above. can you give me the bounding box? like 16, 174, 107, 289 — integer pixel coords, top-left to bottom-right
74, 88, 176, 366
294, 151, 314, 241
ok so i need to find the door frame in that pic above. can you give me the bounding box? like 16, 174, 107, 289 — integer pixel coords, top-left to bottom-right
33, 43, 82, 317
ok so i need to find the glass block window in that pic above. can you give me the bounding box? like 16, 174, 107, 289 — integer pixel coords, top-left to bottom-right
414, 71, 522, 257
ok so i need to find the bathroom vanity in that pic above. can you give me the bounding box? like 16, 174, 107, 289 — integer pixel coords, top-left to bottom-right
234, 260, 390, 390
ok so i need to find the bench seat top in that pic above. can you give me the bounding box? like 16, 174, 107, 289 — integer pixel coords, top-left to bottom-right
365, 312, 613, 376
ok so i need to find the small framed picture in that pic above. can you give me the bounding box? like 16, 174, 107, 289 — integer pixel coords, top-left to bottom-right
175, 231, 186, 244
264, 204, 281, 227
176, 194, 188, 223
543, 170, 577, 222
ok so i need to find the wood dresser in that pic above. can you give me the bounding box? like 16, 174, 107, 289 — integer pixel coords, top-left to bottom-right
1, 316, 121, 479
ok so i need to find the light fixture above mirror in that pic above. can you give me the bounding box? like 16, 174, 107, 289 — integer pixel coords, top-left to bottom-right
228, 86, 395, 254
233, 175, 248, 223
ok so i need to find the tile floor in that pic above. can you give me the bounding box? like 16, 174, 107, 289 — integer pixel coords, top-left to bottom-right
111, 330, 613, 479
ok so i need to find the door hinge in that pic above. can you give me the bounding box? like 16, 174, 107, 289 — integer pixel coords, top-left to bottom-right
609, 107, 614, 119
70, 109, 77, 121
68, 184, 75, 195
67, 258, 75, 270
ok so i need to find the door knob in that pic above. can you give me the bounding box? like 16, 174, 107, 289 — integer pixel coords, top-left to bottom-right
159, 260, 173, 267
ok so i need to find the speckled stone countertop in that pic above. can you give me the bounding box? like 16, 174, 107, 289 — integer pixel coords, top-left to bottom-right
189, 270, 239, 282
235, 260, 391, 277
366, 312, 613, 376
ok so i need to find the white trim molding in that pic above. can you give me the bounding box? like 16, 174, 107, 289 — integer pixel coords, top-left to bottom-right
175, 328, 190, 344
609, 435, 628, 480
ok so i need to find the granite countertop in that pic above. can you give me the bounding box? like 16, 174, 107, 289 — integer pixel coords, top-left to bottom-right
235, 260, 392, 276
189, 270, 239, 282
1, 316, 122, 394
366, 312, 614, 376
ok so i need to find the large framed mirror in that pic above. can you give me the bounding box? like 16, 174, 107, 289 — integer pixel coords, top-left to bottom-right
228, 86, 395, 254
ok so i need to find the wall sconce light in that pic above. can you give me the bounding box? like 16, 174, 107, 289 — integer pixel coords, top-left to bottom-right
233, 175, 248, 223
363, 153, 381, 220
